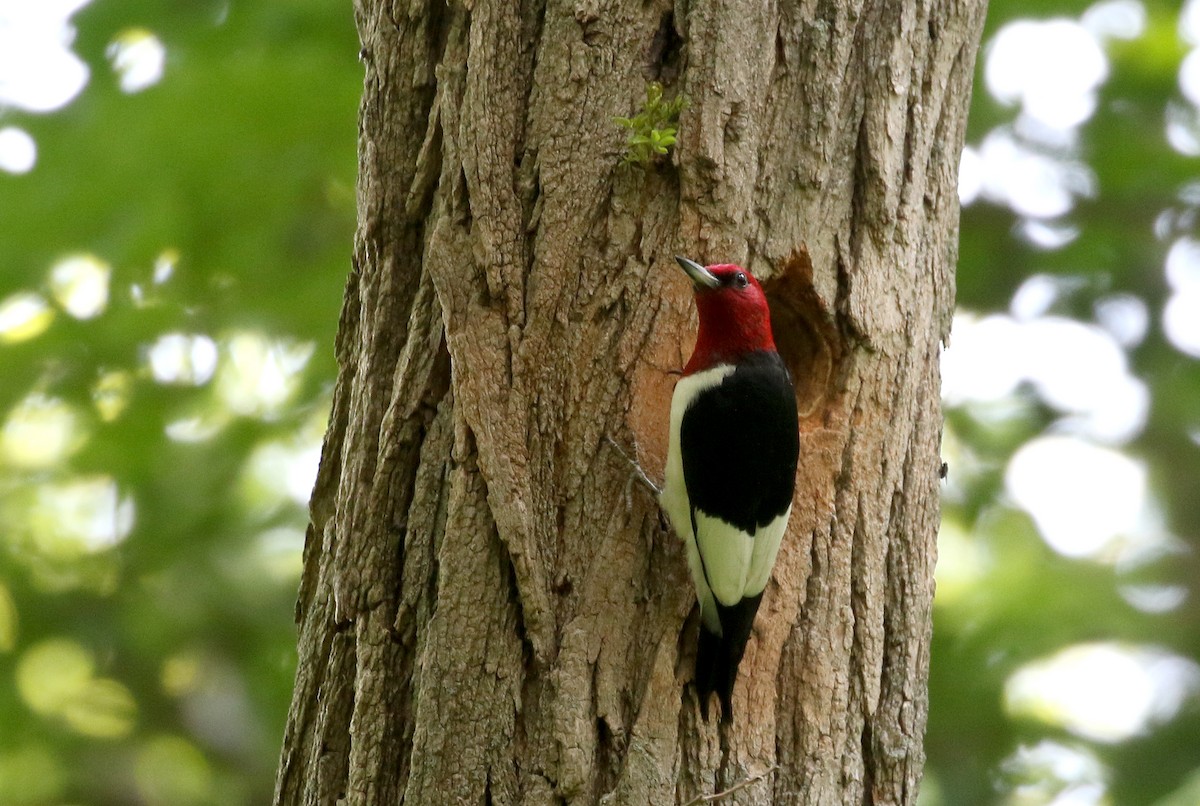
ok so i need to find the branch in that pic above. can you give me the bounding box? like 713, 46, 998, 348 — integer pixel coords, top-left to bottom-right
604, 434, 662, 498
682, 765, 780, 806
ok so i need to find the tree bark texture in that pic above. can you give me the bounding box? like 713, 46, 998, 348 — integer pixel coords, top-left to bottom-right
274, 1, 986, 804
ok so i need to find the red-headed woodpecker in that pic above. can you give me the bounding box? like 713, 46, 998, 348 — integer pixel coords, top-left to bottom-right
662, 256, 799, 722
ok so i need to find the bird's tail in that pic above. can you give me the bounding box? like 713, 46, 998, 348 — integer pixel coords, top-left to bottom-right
694, 593, 764, 723
695, 623, 734, 722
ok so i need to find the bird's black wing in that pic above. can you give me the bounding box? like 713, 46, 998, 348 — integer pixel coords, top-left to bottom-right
679, 350, 799, 534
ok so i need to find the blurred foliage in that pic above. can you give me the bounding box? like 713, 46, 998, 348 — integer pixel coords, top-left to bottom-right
0, 1, 358, 803
2, 1, 1200, 805
930, 1, 1200, 804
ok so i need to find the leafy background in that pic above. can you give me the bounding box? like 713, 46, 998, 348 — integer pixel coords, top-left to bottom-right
1, 1, 1197, 804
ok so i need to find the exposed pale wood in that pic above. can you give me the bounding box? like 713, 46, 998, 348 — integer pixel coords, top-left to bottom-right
274, 1, 987, 804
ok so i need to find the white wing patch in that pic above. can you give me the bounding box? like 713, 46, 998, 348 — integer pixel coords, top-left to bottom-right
743, 506, 790, 596
693, 511, 753, 606
695, 505, 790, 606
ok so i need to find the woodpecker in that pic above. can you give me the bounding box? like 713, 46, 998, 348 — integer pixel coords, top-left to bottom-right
662, 256, 799, 723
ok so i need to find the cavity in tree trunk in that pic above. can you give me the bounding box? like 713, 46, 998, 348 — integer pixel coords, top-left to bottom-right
273, 1, 987, 804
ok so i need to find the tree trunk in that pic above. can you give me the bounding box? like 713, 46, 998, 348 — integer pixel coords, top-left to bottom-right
273, 1, 986, 804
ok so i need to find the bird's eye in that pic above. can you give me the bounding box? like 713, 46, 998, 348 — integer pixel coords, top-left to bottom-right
733, 272, 748, 289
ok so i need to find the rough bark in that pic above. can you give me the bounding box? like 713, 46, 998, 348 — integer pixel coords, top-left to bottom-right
274, 1, 986, 804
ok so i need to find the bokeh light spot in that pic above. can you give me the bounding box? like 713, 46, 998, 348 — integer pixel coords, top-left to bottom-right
1, 395, 82, 469
61, 678, 139, 738
958, 145, 983, 205
976, 129, 1095, 218
1006, 436, 1148, 561
1005, 643, 1200, 743
48, 253, 111, 319
0, 0, 91, 112
1082, 0, 1145, 41
1119, 583, 1188, 614
1184, 0, 1200, 46
0, 292, 54, 343
1167, 102, 1200, 156
28, 475, 136, 555
147, 333, 218, 385
16, 638, 137, 738
1181, 49, 1200, 109
254, 527, 305, 581
1010, 274, 1064, 320
1001, 740, 1107, 806
92, 370, 133, 421
164, 414, 226, 443
985, 19, 1107, 131
1094, 293, 1149, 348
106, 27, 166, 93
217, 332, 314, 417
242, 437, 322, 512
162, 652, 202, 697
17, 639, 94, 715
135, 736, 214, 805
1017, 219, 1080, 250
0, 126, 36, 173
1162, 236, 1200, 356
933, 518, 991, 607
154, 248, 178, 284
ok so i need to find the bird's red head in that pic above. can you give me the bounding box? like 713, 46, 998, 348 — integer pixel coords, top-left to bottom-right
675, 256, 777, 374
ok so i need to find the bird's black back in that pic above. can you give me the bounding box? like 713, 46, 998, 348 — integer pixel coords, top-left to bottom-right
679, 350, 799, 533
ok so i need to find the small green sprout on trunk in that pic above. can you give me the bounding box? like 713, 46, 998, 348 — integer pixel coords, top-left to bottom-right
614, 82, 688, 166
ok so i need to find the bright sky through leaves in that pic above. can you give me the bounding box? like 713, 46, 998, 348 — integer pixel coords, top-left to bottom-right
0, 0, 91, 113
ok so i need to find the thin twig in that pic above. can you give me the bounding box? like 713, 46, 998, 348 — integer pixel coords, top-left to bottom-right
604, 434, 662, 498
681, 765, 780, 806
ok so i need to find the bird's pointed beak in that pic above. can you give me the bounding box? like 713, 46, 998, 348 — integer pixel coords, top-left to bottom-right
675, 255, 720, 290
